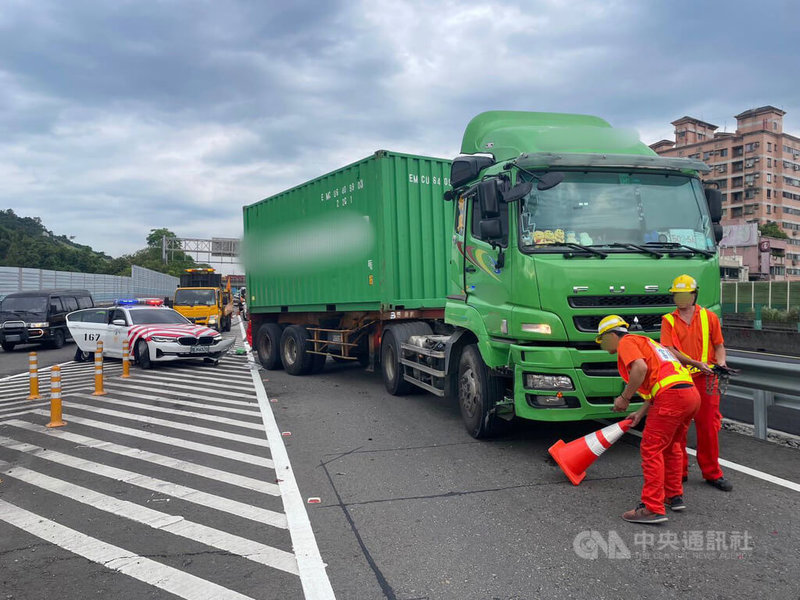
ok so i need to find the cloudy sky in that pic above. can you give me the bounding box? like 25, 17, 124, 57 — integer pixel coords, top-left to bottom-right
1, 0, 798, 262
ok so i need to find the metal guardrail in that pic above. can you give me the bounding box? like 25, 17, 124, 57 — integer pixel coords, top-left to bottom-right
725, 355, 800, 440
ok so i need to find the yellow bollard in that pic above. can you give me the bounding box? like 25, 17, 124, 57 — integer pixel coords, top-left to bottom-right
27, 351, 41, 400
122, 339, 130, 379
46, 365, 66, 428
93, 340, 107, 396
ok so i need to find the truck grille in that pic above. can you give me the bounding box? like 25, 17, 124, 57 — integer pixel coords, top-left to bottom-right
574, 314, 663, 333
3, 320, 26, 330
569, 295, 673, 308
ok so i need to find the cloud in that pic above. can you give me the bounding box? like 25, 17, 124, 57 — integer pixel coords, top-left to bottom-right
0, 0, 798, 260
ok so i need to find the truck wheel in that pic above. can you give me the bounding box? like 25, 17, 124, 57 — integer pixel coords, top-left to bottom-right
458, 344, 509, 439
255, 323, 283, 370
1, 341, 15, 352
381, 322, 432, 395
51, 329, 65, 349
280, 325, 314, 376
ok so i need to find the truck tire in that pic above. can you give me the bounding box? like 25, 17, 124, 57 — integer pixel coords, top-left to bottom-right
51, 328, 66, 349
1, 341, 15, 352
280, 325, 314, 376
458, 344, 509, 439
255, 323, 284, 370
381, 322, 433, 395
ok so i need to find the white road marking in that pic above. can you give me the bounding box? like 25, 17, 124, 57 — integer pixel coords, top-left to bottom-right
0, 409, 45, 420
0, 461, 299, 575
238, 319, 336, 598
0, 500, 256, 600
87, 389, 261, 416
598, 419, 800, 493
27, 413, 275, 469
0, 436, 287, 528
72, 394, 264, 430
131, 370, 256, 390
3, 420, 279, 494
102, 378, 256, 398
101, 383, 260, 408
35, 406, 268, 448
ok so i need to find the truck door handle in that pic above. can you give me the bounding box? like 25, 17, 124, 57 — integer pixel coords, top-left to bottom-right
465, 265, 477, 273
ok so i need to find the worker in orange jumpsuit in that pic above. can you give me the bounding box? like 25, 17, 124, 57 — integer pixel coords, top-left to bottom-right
661, 274, 733, 492
597, 315, 700, 523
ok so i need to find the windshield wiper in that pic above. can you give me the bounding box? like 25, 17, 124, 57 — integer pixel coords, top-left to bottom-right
596, 243, 664, 259
558, 243, 608, 259
644, 241, 714, 258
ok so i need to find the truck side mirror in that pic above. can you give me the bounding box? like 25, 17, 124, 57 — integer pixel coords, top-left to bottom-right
478, 180, 500, 218
705, 188, 723, 223
713, 223, 724, 243
480, 218, 503, 241
450, 155, 496, 190
502, 181, 533, 204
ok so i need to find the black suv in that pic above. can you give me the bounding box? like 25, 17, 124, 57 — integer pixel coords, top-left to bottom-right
0, 289, 94, 351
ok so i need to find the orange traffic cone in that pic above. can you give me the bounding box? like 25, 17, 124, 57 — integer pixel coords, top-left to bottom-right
549, 419, 633, 485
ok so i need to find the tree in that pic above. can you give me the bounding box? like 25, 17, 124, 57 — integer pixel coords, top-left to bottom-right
759, 221, 788, 240
147, 228, 178, 248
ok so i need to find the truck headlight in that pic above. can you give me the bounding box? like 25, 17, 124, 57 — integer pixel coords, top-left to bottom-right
525, 373, 574, 390
208, 316, 217, 323
27, 322, 49, 328
521, 323, 552, 335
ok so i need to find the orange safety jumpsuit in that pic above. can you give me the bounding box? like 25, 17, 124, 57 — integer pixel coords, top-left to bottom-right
661, 306, 725, 481
617, 335, 700, 514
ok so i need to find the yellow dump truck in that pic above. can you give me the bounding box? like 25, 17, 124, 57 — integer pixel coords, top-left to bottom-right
173, 268, 234, 332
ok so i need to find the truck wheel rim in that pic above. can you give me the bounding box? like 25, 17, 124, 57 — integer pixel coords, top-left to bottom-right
385, 345, 396, 380
460, 369, 479, 418
285, 337, 297, 365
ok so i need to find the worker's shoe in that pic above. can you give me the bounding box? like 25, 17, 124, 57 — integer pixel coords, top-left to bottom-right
706, 477, 733, 492
682, 474, 688, 483
665, 496, 686, 512
622, 503, 668, 524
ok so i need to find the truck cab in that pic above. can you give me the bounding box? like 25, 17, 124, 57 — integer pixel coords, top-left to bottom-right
426, 111, 722, 435
172, 269, 234, 332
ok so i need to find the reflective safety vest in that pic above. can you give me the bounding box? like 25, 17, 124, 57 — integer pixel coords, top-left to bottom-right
640, 339, 694, 400
663, 307, 711, 374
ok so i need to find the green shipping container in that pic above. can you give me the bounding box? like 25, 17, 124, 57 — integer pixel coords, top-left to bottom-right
243, 151, 453, 313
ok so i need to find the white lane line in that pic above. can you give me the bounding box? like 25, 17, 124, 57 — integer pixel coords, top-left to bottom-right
238, 319, 336, 599
0, 500, 256, 600
0, 461, 299, 575
102, 383, 260, 408
0, 436, 286, 529
137, 368, 256, 384
101, 378, 257, 398
4, 420, 278, 495
33, 407, 269, 449
0, 409, 43, 420
90, 389, 261, 415
598, 419, 800, 494
0, 400, 50, 412
0, 371, 122, 394
73, 394, 264, 431
26, 414, 275, 469
130, 371, 256, 390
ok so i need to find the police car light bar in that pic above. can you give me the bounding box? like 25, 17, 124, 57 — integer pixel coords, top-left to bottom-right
114, 298, 164, 306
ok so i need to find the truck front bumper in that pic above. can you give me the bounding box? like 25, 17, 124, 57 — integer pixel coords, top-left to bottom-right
508, 343, 644, 422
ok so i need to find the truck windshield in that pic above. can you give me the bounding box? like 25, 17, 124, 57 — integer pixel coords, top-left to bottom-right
0, 296, 48, 315
518, 171, 713, 252
174, 289, 217, 306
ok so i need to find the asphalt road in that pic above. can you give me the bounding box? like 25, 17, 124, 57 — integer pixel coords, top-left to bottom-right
0, 340, 78, 378
268, 360, 800, 600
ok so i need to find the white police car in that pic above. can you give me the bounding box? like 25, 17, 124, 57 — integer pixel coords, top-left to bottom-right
66, 300, 234, 368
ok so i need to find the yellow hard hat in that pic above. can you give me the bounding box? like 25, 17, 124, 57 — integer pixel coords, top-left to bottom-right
596, 315, 630, 343
669, 274, 698, 293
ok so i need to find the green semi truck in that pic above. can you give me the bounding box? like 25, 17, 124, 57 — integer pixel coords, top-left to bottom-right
243, 111, 722, 438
